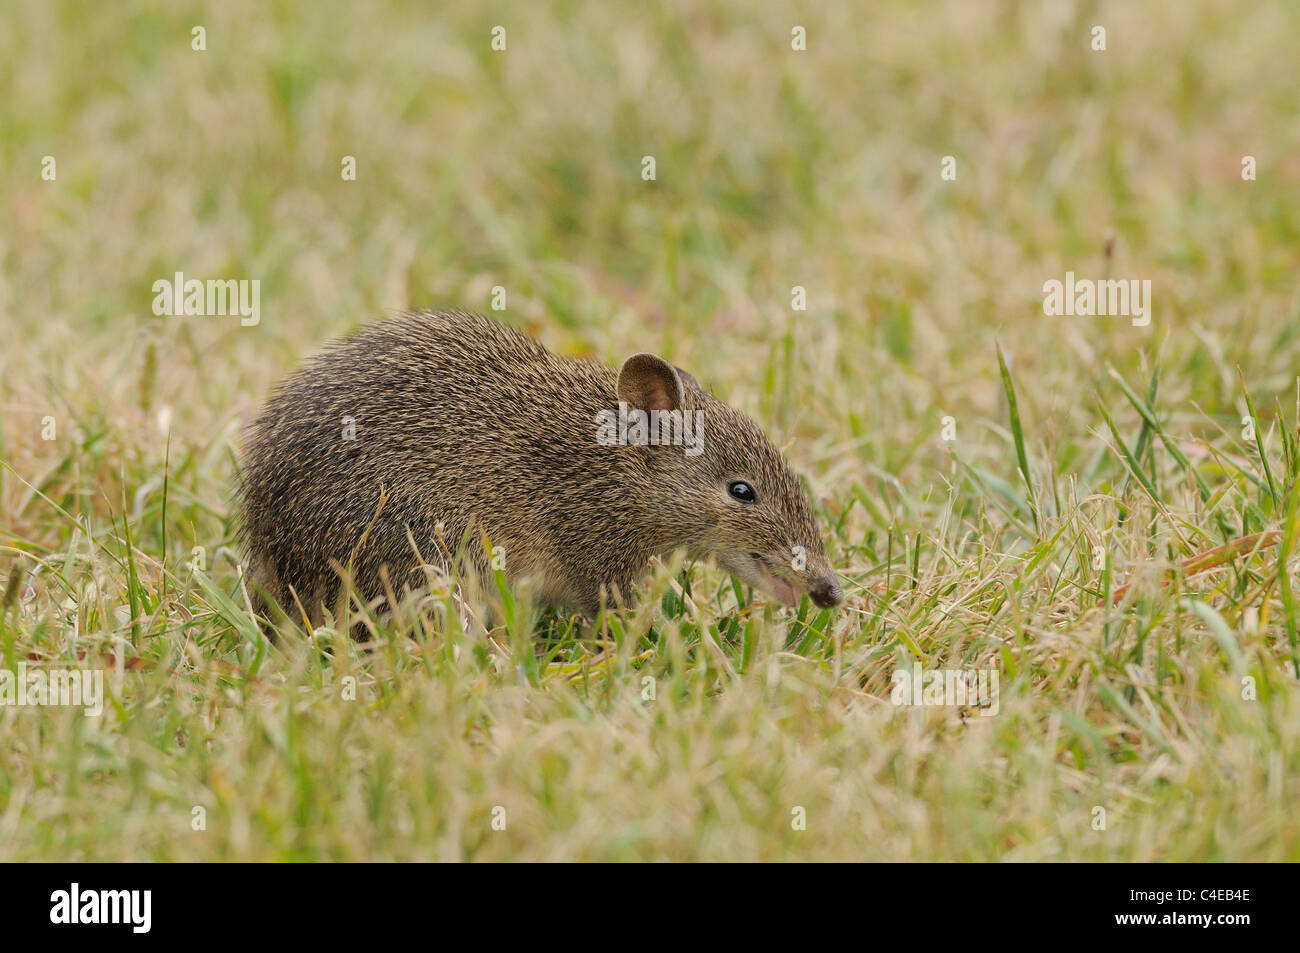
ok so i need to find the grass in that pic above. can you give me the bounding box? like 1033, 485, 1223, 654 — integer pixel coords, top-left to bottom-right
2, 0, 1299, 860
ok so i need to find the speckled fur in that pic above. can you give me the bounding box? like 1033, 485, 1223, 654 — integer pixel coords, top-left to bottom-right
238, 310, 839, 627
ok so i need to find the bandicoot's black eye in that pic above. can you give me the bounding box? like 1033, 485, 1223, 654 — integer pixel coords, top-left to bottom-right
728, 480, 758, 504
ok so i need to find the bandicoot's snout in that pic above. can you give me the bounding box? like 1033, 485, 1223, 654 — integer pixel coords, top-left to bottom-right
809, 576, 844, 608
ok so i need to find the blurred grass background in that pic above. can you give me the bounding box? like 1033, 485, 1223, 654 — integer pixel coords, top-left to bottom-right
1, 0, 1299, 860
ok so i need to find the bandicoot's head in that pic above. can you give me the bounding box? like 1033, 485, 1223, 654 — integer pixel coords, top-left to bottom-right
614, 352, 843, 609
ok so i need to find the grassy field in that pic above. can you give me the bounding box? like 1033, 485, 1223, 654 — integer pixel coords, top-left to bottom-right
2, 0, 1299, 861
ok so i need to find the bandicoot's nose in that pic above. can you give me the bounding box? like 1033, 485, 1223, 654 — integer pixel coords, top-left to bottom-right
810, 578, 844, 608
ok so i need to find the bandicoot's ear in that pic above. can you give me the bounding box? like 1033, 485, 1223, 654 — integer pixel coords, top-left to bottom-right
617, 352, 684, 412
674, 366, 699, 390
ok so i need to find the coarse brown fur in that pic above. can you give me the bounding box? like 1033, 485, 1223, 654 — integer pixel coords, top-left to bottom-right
238, 310, 841, 631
